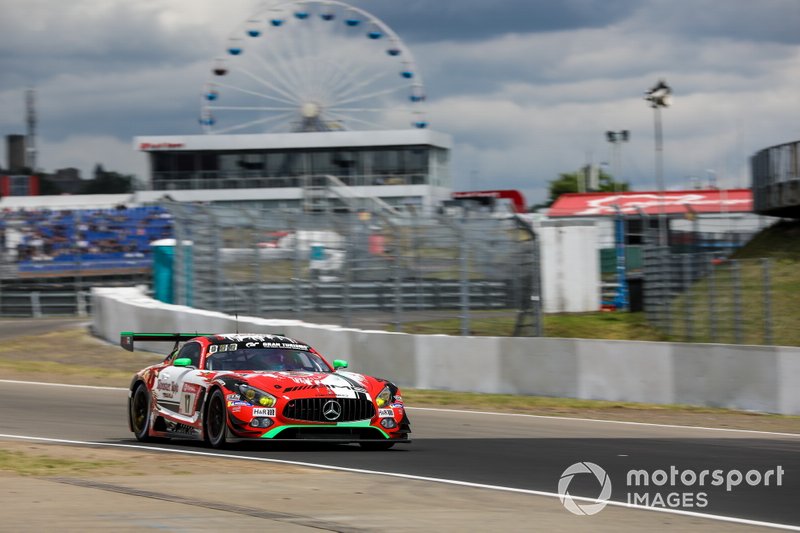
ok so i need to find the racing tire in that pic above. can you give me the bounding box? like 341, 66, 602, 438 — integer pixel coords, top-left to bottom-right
204, 389, 229, 449
359, 441, 396, 451
130, 384, 154, 442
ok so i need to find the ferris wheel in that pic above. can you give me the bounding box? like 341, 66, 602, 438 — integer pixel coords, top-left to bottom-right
199, 0, 428, 134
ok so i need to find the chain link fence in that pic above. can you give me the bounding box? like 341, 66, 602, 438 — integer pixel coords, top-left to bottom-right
166, 202, 542, 336
644, 247, 776, 344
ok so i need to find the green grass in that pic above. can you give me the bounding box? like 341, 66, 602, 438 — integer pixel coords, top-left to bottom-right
401, 220, 800, 346
661, 219, 800, 346
0, 449, 121, 476
664, 258, 800, 345
399, 309, 667, 340
0, 359, 136, 382
731, 219, 800, 261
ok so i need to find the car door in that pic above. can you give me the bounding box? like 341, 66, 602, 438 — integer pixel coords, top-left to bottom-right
154, 342, 201, 416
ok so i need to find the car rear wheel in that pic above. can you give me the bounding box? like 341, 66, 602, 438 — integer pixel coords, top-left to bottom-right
130, 384, 153, 442
359, 441, 396, 451
204, 389, 229, 448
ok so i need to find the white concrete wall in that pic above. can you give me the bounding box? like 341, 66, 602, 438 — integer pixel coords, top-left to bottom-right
92, 286, 800, 415
538, 221, 600, 313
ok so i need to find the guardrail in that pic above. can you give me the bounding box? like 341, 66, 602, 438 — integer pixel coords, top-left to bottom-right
91, 286, 800, 415
0, 291, 90, 317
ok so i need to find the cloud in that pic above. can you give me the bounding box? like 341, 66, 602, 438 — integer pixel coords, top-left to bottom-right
626, 0, 800, 45
364, 0, 639, 43
0, 0, 798, 205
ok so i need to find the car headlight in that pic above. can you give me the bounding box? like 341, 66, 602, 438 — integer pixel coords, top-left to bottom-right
238, 384, 276, 407
376, 385, 392, 408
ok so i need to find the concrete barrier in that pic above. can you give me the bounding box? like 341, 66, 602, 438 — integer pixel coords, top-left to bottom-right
91, 287, 800, 415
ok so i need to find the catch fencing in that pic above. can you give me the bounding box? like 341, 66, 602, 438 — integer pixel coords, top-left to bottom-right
166, 202, 542, 336
643, 247, 777, 345
0, 290, 91, 317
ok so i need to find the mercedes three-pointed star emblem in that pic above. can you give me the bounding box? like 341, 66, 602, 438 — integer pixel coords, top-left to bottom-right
322, 400, 342, 421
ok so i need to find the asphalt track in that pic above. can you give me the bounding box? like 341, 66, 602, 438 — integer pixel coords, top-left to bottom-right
0, 380, 798, 529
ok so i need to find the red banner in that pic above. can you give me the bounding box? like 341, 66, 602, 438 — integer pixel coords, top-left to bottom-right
548, 189, 752, 217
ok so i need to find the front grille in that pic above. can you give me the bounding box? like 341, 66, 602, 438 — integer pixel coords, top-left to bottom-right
283, 397, 375, 422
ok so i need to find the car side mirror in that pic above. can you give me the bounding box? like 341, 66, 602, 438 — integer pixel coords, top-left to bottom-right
333, 359, 348, 370
174, 357, 193, 367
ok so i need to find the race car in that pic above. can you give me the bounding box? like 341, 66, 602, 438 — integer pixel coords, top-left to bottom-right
123, 332, 410, 449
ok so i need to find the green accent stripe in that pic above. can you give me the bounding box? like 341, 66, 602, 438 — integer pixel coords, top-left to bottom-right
262, 422, 390, 439
120, 332, 215, 339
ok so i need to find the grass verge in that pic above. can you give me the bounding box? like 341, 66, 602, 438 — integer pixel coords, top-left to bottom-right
400, 310, 668, 340
0, 449, 122, 476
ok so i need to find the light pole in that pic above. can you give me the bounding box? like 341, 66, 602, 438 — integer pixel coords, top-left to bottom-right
605, 130, 629, 191
645, 79, 672, 247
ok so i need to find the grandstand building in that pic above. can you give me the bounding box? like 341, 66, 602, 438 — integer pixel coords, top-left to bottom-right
751, 139, 800, 218
133, 129, 452, 213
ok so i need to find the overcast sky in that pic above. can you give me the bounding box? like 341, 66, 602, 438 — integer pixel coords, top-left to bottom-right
1, 0, 798, 204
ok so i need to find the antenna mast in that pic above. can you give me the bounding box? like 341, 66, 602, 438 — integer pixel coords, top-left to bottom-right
25, 87, 37, 172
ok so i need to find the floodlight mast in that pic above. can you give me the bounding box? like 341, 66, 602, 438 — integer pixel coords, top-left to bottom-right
645, 79, 672, 247
605, 130, 629, 192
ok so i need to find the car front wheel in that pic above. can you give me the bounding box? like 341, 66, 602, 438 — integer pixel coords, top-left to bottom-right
204, 389, 229, 448
130, 384, 153, 442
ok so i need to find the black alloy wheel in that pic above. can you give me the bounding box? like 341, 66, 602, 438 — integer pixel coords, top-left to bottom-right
130, 384, 153, 442
204, 389, 229, 448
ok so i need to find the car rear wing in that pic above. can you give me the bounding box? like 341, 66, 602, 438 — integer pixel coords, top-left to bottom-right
120, 332, 213, 352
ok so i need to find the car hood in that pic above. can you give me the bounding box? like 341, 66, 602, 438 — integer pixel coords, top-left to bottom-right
226, 370, 379, 399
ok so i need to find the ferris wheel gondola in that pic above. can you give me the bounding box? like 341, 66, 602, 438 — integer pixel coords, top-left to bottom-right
199, 0, 428, 134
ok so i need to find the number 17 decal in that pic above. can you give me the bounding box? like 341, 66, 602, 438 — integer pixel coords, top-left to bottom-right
180, 383, 200, 415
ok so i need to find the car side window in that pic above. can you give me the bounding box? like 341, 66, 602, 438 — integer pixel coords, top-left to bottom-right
164, 350, 176, 364
176, 343, 201, 368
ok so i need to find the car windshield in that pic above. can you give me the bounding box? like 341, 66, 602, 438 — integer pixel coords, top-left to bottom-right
205, 347, 330, 372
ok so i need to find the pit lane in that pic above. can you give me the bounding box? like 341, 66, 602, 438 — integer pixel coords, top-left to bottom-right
1, 380, 798, 529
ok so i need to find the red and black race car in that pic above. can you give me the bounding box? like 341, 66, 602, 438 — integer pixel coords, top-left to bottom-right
123, 332, 410, 449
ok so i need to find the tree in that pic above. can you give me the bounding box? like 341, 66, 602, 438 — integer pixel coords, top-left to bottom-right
37, 176, 62, 195
545, 167, 629, 206
80, 164, 135, 194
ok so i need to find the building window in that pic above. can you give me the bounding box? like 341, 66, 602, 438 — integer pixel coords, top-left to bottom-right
9, 175, 30, 196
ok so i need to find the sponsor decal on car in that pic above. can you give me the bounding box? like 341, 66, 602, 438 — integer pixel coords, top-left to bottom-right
227, 400, 250, 407
156, 381, 179, 393
226, 394, 241, 401
208, 343, 238, 354
252, 408, 276, 417
182, 383, 201, 394
378, 408, 394, 418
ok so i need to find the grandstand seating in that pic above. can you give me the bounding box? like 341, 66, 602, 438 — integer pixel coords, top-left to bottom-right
7, 206, 173, 274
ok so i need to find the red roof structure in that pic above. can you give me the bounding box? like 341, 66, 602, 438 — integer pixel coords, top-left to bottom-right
548, 189, 752, 217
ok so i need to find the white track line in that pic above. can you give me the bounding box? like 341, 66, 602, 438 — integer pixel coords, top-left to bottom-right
407, 406, 800, 438
3, 379, 796, 438
0, 379, 124, 391
0, 433, 797, 531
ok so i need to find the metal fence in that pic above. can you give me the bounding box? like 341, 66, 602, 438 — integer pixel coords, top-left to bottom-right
0, 290, 91, 317
643, 247, 775, 344
166, 202, 542, 336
